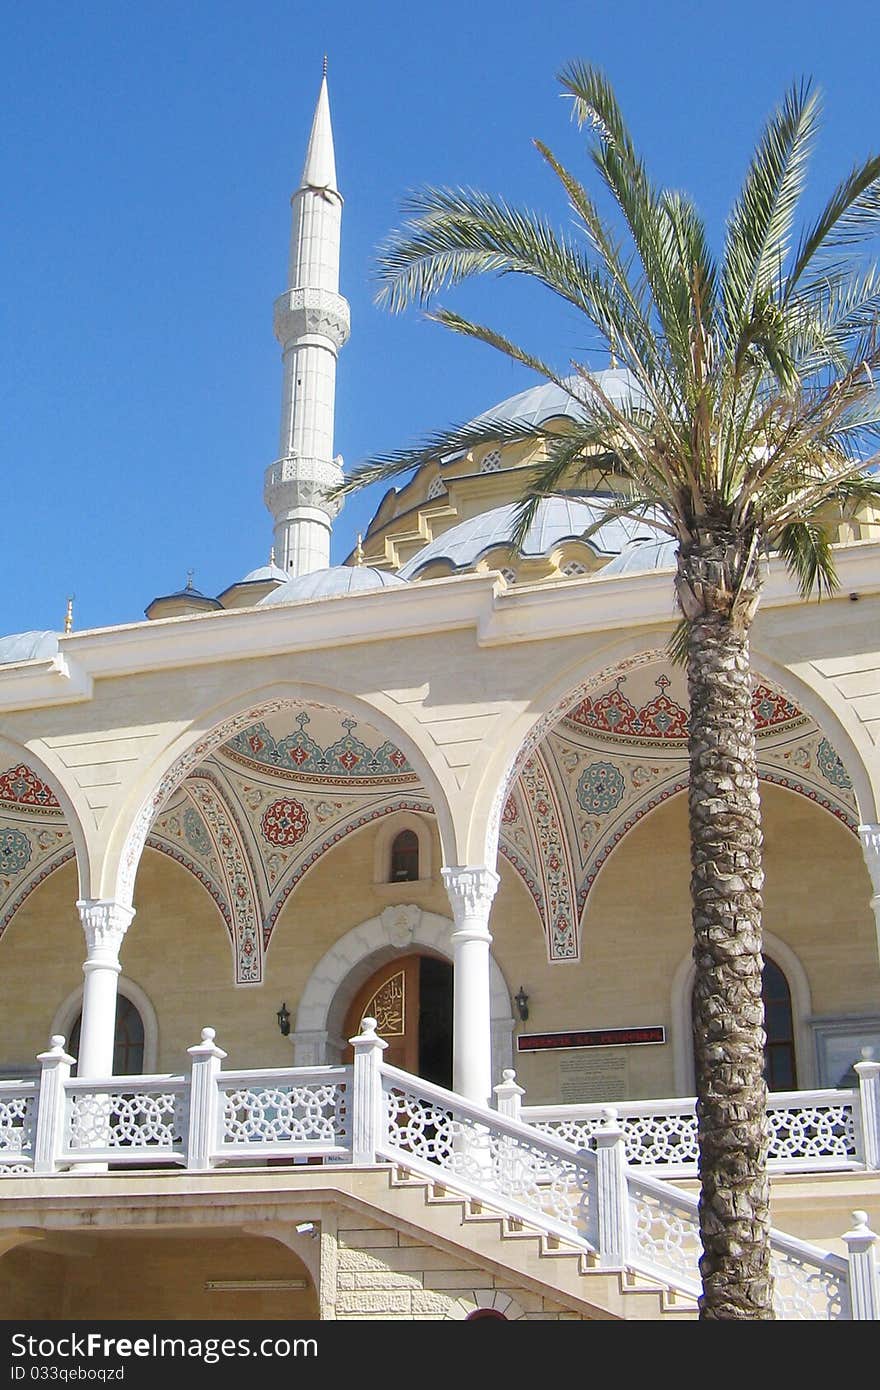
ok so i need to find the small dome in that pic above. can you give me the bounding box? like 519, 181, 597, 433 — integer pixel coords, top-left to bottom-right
399, 498, 658, 579
0, 631, 60, 665
464, 368, 643, 436
600, 538, 677, 576
240, 562, 289, 584
257, 565, 408, 606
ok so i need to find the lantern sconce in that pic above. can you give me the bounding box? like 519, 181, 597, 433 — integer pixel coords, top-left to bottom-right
276, 1002, 291, 1037
514, 986, 530, 1022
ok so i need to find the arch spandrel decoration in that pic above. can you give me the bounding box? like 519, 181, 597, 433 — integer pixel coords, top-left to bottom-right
0, 762, 77, 940
494, 656, 861, 964
111, 701, 441, 984
114, 690, 457, 911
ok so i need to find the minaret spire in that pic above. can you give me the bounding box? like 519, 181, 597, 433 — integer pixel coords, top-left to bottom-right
263, 69, 350, 576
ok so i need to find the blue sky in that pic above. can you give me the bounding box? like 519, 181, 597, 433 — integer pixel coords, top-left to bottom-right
2, 0, 879, 634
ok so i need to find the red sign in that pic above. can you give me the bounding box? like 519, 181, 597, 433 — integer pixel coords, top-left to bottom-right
516, 1026, 665, 1052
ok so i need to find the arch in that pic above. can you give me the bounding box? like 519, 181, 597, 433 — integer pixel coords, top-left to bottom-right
51, 975, 159, 1073
372, 810, 433, 884
292, 906, 514, 1081
104, 682, 459, 909
466, 638, 668, 867
670, 931, 814, 1094
464, 627, 879, 868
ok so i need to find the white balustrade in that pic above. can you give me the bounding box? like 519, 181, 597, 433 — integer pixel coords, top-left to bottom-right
2, 1032, 876, 1319
379, 1062, 599, 1251
523, 1087, 861, 1176
63, 1075, 188, 1166
216, 1065, 350, 1162
0, 1078, 38, 1173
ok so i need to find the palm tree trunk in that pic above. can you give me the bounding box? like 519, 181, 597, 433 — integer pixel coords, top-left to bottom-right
686, 600, 774, 1319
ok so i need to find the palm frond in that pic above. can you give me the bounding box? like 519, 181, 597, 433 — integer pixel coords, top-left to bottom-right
722, 80, 821, 349
775, 519, 838, 597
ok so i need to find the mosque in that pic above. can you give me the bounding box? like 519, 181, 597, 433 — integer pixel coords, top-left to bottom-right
0, 76, 878, 1322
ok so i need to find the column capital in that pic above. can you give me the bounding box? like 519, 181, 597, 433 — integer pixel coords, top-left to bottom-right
441, 866, 499, 928
76, 899, 135, 958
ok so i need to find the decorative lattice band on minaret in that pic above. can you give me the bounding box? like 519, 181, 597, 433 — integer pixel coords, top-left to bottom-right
263, 71, 349, 576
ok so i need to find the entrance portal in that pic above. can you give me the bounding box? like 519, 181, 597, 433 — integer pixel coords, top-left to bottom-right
344, 953, 453, 1088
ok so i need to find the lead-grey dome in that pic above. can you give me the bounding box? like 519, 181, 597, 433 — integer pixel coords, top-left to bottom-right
464, 368, 642, 435
600, 538, 677, 576
399, 498, 658, 579
257, 565, 408, 606
241, 561, 289, 584
0, 631, 60, 665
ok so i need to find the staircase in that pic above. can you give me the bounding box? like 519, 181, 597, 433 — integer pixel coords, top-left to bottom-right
378, 1160, 698, 1318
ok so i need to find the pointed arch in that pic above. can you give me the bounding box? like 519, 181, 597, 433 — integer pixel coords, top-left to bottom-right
101, 682, 458, 910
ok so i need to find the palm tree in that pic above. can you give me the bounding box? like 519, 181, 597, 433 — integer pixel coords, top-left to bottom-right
334, 65, 880, 1319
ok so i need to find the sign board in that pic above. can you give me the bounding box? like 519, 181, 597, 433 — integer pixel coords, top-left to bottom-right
516, 1025, 665, 1052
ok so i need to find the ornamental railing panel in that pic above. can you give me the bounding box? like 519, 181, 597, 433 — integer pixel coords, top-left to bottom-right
523, 1088, 859, 1176
627, 1172, 702, 1296
214, 1066, 350, 1161
0, 1080, 37, 1172
379, 1064, 598, 1251
768, 1231, 849, 1320
62, 1076, 187, 1165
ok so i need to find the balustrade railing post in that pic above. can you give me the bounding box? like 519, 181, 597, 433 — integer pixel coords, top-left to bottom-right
186, 1027, 227, 1171
350, 1018, 387, 1165
854, 1052, 880, 1170
33, 1036, 75, 1175
493, 1069, 524, 1122
594, 1107, 630, 1267
843, 1211, 880, 1319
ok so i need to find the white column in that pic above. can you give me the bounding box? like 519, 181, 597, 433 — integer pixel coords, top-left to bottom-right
858, 825, 880, 961
75, 899, 134, 1077
441, 866, 499, 1105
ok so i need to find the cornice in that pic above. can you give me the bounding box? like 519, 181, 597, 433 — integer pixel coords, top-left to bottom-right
0, 542, 876, 713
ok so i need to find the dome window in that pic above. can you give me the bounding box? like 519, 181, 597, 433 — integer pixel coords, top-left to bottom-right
426, 475, 446, 500
480, 448, 502, 473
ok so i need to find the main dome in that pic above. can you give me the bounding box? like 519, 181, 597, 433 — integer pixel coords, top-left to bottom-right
463, 368, 642, 434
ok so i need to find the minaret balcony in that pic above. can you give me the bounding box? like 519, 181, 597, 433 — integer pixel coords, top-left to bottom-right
273, 288, 350, 350
264, 455, 345, 519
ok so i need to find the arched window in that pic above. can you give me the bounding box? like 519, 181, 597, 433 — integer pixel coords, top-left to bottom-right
762, 957, 797, 1090
68, 995, 146, 1076
390, 829, 419, 882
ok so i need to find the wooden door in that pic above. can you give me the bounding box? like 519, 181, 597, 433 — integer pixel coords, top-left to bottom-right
344, 955, 421, 1073
343, 954, 453, 1087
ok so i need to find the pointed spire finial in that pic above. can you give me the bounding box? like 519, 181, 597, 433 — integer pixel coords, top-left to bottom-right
185, 569, 195, 592
323, 54, 328, 78
300, 66, 338, 193
354, 534, 364, 567
64, 596, 74, 635
269, 545, 276, 566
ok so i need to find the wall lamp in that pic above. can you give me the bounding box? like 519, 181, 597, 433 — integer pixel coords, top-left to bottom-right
514, 986, 530, 1022
276, 1002, 291, 1037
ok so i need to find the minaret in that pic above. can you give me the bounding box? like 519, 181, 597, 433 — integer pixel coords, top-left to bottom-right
264, 65, 350, 575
